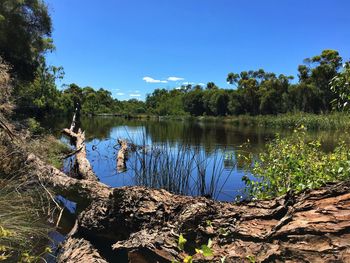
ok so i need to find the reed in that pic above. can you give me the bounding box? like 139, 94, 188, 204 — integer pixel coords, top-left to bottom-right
130, 142, 235, 200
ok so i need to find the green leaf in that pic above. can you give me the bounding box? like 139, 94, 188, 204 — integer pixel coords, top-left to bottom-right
183, 255, 193, 263
200, 244, 213, 257
178, 234, 187, 250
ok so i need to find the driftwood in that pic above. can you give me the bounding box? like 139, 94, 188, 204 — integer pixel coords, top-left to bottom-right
117, 139, 128, 172
1, 107, 349, 262
62, 128, 98, 181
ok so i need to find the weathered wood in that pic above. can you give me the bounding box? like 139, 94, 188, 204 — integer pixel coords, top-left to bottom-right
69, 104, 81, 133
117, 139, 128, 172
25, 153, 111, 205
57, 237, 108, 263
62, 104, 98, 181
62, 128, 98, 181
58, 182, 350, 263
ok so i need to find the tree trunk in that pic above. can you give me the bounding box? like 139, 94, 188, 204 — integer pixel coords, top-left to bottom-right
56, 181, 350, 263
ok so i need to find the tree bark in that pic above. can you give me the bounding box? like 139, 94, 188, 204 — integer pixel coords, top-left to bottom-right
62, 128, 98, 181
56, 181, 350, 263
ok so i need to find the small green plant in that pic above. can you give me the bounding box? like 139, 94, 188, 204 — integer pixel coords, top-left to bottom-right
246, 255, 256, 263
175, 234, 214, 263
178, 234, 187, 251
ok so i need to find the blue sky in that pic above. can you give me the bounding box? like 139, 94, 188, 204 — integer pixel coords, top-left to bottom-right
46, 0, 350, 100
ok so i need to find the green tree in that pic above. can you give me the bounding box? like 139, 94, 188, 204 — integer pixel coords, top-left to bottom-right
208, 89, 229, 116
15, 57, 64, 114
206, 82, 218, 90
183, 90, 205, 116
0, 0, 53, 81
298, 50, 342, 112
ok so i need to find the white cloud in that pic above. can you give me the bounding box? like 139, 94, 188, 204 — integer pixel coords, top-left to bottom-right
116, 92, 125, 96
143, 76, 167, 83
129, 93, 141, 97
183, 82, 195, 85
198, 83, 205, 86
167, 76, 184, 81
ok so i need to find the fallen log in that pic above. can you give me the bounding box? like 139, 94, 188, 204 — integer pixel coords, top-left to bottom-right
56, 181, 350, 263
25, 153, 111, 207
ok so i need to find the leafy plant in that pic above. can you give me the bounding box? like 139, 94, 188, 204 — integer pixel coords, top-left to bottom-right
178, 234, 187, 251
243, 126, 350, 199
331, 61, 350, 111
175, 234, 214, 262
27, 118, 45, 136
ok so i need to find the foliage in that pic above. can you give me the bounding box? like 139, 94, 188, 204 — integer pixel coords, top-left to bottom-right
174, 234, 213, 263
331, 62, 350, 111
144, 50, 344, 118
27, 118, 45, 136
14, 57, 64, 115
227, 112, 350, 130
6, 46, 350, 120
0, 0, 53, 81
243, 127, 350, 199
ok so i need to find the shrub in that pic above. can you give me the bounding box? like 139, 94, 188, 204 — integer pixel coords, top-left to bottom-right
27, 118, 45, 136
243, 127, 350, 199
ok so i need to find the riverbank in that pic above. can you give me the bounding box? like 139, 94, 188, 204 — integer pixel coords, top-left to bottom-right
93, 112, 350, 130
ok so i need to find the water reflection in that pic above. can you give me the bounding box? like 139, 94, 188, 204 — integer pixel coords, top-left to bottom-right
42, 116, 348, 201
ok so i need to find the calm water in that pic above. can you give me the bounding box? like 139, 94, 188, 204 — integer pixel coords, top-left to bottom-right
43, 116, 346, 202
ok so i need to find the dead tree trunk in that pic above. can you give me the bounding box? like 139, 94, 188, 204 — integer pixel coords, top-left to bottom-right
117, 139, 128, 172
62, 105, 98, 181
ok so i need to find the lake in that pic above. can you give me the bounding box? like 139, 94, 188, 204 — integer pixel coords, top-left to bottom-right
44, 116, 345, 202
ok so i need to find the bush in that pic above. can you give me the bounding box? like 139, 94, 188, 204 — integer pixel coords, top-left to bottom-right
27, 118, 45, 136
243, 127, 350, 199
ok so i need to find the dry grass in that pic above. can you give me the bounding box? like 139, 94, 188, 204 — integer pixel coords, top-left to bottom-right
0, 59, 60, 261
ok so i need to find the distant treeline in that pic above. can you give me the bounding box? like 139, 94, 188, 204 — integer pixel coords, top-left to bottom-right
146, 49, 346, 116
0, 1, 349, 117
57, 49, 347, 117
15, 49, 349, 118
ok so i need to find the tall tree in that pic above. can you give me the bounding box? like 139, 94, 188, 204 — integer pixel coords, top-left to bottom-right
298, 50, 342, 112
